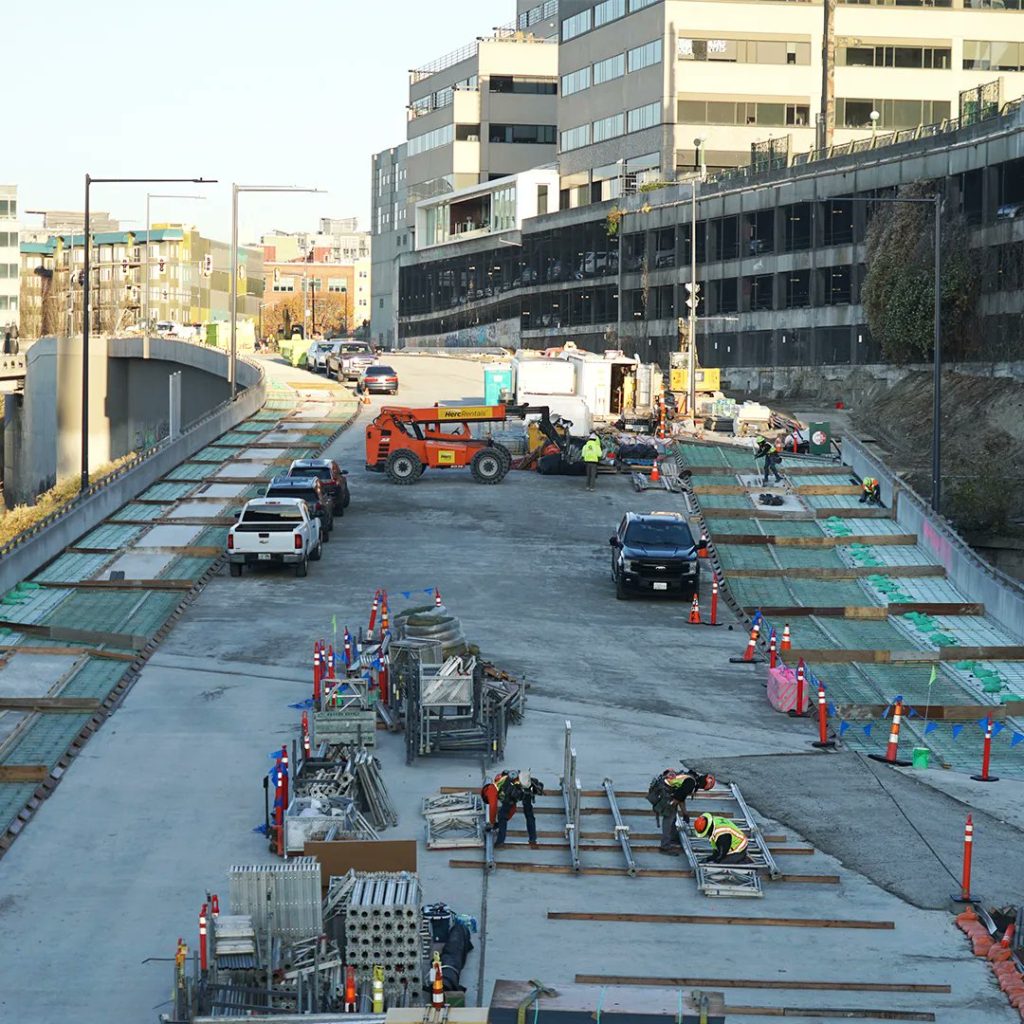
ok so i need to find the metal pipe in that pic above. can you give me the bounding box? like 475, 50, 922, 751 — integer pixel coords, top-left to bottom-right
603, 777, 637, 876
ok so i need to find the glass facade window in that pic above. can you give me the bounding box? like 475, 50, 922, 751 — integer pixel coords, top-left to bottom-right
492, 184, 517, 231
628, 38, 662, 73
328, 280, 347, 293
488, 123, 557, 144
562, 66, 592, 95
408, 123, 454, 155
964, 40, 1024, 72
593, 53, 626, 84
562, 9, 591, 40
629, 0, 658, 10
837, 97, 951, 128
489, 75, 558, 94
678, 98, 810, 127
678, 37, 810, 64
0, 200, 15, 217
628, 101, 661, 132
842, 45, 951, 68
593, 113, 625, 142
595, 0, 626, 26
560, 124, 592, 151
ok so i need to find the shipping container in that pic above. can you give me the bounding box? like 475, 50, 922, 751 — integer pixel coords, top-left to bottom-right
512, 356, 576, 398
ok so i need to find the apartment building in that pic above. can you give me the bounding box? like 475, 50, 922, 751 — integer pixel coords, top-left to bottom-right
0, 186, 19, 339
555, 0, 1024, 204
262, 219, 370, 264
19, 228, 263, 338
370, 143, 409, 348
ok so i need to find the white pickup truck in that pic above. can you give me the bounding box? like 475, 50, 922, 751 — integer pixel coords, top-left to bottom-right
227, 498, 322, 578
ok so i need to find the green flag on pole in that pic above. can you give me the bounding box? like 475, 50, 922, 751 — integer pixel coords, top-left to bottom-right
928, 666, 937, 686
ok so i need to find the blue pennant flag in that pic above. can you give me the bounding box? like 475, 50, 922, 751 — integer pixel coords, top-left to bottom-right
268, 750, 284, 759
288, 699, 314, 710
401, 590, 411, 599
752, 610, 763, 624
978, 717, 990, 730
423, 587, 434, 595
828, 703, 838, 716
863, 723, 873, 737
1012, 733, 1024, 748
839, 721, 851, 736
952, 724, 964, 740
882, 703, 892, 719
907, 707, 919, 718
252, 823, 268, 835
993, 722, 1006, 737
925, 722, 939, 735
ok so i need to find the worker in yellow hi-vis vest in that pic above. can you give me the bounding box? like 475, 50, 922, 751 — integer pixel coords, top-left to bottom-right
693, 814, 750, 865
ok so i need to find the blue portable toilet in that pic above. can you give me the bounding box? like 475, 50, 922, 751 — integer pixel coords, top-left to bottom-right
484, 363, 513, 405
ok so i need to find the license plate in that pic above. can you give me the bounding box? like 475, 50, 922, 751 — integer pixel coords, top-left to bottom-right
653, 581, 668, 591
258, 553, 271, 561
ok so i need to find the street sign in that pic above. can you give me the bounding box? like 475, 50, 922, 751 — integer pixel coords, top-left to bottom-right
809, 421, 832, 456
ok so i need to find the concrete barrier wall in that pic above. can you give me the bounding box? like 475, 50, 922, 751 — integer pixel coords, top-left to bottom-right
843, 435, 1024, 643
0, 346, 264, 598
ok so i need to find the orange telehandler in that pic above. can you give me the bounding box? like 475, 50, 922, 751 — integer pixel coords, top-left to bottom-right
365, 403, 565, 485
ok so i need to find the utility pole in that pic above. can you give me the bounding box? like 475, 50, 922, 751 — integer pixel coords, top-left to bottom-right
819, 0, 836, 151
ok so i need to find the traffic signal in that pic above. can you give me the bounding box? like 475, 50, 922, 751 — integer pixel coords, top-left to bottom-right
158, 257, 167, 275
121, 258, 129, 277
202, 254, 213, 276
684, 282, 701, 311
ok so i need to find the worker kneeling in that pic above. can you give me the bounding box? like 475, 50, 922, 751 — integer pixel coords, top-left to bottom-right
481, 769, 544, 849
859, 476, 882, 506
693, 813, 750, 865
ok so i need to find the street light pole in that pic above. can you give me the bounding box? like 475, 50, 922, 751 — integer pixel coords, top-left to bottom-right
80, 174, 214, 490
687, 138, 707, 420
229, 184, 323, 400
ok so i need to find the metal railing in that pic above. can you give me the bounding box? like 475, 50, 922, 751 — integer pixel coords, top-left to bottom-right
560, 719, 582, 872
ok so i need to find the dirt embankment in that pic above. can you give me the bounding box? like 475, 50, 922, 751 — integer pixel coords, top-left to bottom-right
852, 371, 1024, 532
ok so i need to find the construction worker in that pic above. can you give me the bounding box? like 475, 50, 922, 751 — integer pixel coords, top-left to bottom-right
581, 433, 603, 492
859, 477, 882, 505
482, 769, 544, 848
693, 813, 750, 865
753, 435, 783, 485
648, 769, 715, 853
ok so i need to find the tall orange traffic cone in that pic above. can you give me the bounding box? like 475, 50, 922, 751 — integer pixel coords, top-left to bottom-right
742, 629, 757, 661
688, 594, 701, 624
430, 952, 445, 1008
780, 623, 791, 652
650, 460, 660, 483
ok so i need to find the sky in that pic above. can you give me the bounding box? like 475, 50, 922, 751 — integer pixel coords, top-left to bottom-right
7, 0, 511, 244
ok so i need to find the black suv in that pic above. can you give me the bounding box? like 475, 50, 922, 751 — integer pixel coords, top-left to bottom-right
609, 511, 699, 600
286, 459, 350, 516
264, 476, 334, 541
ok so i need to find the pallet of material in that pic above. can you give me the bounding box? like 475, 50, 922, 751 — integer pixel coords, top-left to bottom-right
312, 708, 377, 748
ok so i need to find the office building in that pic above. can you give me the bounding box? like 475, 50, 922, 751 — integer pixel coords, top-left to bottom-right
555, 0, 1024, 204
261, 219, 370, 265
262, 258, 356, 338
0, 186, 19, 338
371, 144, 409, 348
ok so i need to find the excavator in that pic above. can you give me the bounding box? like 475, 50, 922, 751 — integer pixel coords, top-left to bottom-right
365, 403, 567, 485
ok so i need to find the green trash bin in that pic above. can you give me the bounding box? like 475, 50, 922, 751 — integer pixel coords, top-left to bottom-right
912, 747, 931, 769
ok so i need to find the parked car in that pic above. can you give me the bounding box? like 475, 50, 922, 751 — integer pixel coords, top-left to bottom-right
306, 340, 341, 373
227, 498, 322, 577
263, 476, 335, 540
357, 364, 399, 395
609, 511, 700, 600
327, 341, 376, 382
286, 458, 350, 515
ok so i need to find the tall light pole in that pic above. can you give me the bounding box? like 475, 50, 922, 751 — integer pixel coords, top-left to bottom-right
687, 138, 707, 419
144, 193, 206, 346
81, 175, 214, 491
230, 184, 323, 399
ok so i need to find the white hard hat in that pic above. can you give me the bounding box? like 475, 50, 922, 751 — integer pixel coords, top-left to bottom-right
520, 769, 532, 788
589, 432, 598, 440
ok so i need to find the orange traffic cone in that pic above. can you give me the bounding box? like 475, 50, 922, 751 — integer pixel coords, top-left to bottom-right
742, 629, 757, 662
650, 460, 660, 483
430, 952, 445, 1009
688, 594, 701, 624
780, 623, 791, 652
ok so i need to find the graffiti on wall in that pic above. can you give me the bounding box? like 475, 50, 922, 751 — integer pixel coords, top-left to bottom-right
401, 318, 520, 351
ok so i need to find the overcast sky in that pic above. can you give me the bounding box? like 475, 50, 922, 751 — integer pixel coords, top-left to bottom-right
8, 0, 511, 243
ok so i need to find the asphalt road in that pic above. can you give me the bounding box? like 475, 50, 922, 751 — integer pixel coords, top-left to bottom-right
0, 355, 1016, 1023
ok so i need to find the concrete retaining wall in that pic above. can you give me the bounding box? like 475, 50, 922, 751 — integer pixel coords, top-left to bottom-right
843, 435, 1024, 643
0, 345, 264, 598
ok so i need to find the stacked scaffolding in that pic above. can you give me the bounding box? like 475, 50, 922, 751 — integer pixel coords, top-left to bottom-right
560, 719, 582, 873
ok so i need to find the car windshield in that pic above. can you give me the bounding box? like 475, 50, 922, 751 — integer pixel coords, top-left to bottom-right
290, 465, 332, 481
624, 520, 694, 548
241, 505, 302, 524
366, 365, 395, 375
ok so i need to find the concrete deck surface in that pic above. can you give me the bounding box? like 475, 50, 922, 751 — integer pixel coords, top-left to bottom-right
0, 356, 1016, 1024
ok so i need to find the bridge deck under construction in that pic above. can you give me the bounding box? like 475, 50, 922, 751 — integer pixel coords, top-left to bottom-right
676, 441, 1024, 779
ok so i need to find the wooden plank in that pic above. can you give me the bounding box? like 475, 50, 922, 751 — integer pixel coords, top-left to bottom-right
0, 765, 49, 782
701, 508, 815, 521
0, 644, 135, 661
940, 645, 1024, 661
69, 545, 221, 558
791, 485, 863, 495
726, 566, 945, 580
35, 579, 193, 592
724, 1007, 933, 1021
0, 622, 148, 651
548, 911, 890, 929
814, 506, 893, 519
889, 602, 984, 616
785, 648, 933, 664
448, 860, 839, 884
0, 697, 101, 713
574, 974, 950, 995
488, 840, 813, 855
713, 534, 917, 548
835, 701, 1024, 722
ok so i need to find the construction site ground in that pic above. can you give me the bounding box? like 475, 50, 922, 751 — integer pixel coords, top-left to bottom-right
0, 355, 1021, 1023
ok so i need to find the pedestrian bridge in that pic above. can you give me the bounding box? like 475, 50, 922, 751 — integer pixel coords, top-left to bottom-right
0, 354, 26, 394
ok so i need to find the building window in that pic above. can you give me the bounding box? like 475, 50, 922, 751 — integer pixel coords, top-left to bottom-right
593, 52, 626, 84
489, 75, 558, 94
678, 97, 812, 127
538, 184, 549, 216
837, 97, 951, 128
562, 66, 592, 95
678, 37, 811, 65
456, 123, 481, 141
594, 0, 626, 27
629, 0, 658, 9
628, 38, 662, 72
0, 200, 14, 217
408, 123, 454, 156
488, 124, 556, 144
627, 101, 661, 133
842, 44, 951, 69
593, 113, 625, 142
329, 280, 347, 293
274, 276, 295, 292
560, 124, 592, 151
561, 9, 591, 41
964, 40, 1024, 71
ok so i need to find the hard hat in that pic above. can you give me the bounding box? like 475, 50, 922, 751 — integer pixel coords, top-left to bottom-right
589, 432, 598, 440
693, 814, 712, 837
701, 773, 715, 791
520, 769, 532, 789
